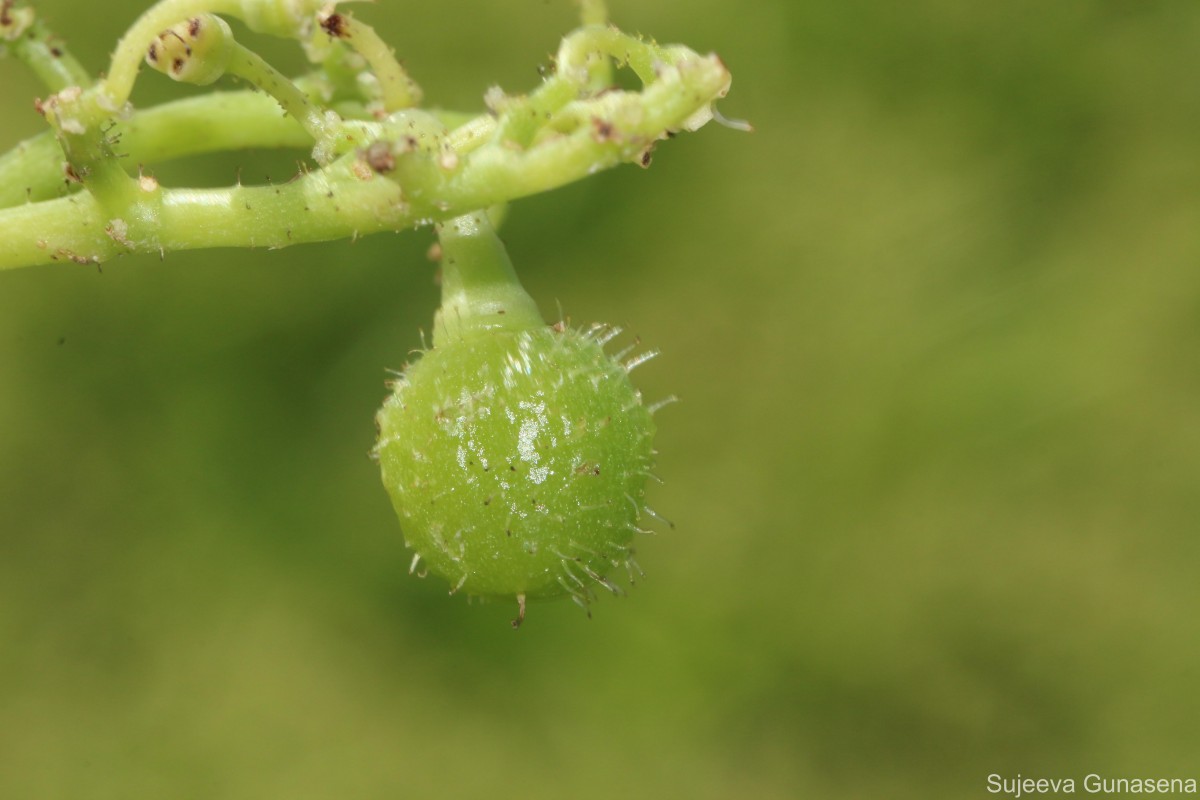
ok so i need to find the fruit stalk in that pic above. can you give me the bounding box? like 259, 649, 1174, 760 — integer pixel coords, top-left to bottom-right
433, 212, 545, 345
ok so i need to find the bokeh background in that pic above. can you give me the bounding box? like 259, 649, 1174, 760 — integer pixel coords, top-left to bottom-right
3, 1, 1199, 797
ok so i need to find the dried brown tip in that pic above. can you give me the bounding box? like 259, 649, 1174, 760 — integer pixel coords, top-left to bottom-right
320, 12, 347, 38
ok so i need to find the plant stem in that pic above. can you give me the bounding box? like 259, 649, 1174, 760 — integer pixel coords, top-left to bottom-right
0, 44, 726, 269
317, 10, 421, 111
0, 92, 467, 210
103, 0, 240, 107
0, 154, 401, 267
0, 6, 734, 271
0, 134, 69, 208
433, 211, 543, 345
3, 12, 91, 90
577, 0, 608, 27
225, 43, 335, 147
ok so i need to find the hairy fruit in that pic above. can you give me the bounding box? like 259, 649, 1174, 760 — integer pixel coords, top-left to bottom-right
375, 325, 655, 602
374, 212, 660, 621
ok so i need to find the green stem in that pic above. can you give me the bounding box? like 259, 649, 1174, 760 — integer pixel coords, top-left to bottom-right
0, 154, 404, 267
318, 10, 421, 111
558, 26, 671, 85
39, 87, 142, 213
0, 94, 477, 210
102, 0, 241, 107
577, 0, 608, 27
433, 212, 544, 345
220, 41, 383, 164
0, 91, 314, 209
226, 43, 335, 144
118, 90, 311, 156
571, 2, 613, 90
4, 13, 92, 90
492, 77, 580, 150
0, 134, 69, 208
103, 0, 352, 108
0, 15, 733, 271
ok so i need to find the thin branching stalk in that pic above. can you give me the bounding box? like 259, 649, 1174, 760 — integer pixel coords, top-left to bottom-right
0, 0, 735, 271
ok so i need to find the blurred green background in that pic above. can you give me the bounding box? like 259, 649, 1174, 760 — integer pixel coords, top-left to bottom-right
3, 1, 1200, 797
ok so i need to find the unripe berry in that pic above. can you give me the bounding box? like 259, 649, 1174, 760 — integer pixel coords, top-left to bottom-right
374, 213, 659, 622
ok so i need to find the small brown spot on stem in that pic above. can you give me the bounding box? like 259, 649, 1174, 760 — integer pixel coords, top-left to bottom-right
591, 117, 616, 142
351, 159, 373, 181
363, 140, 395, 173
320, 12, 347, 38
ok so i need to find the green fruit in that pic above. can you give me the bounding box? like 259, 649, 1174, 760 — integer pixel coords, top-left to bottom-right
374, 212, 660, 623
376, 325, 655, 599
